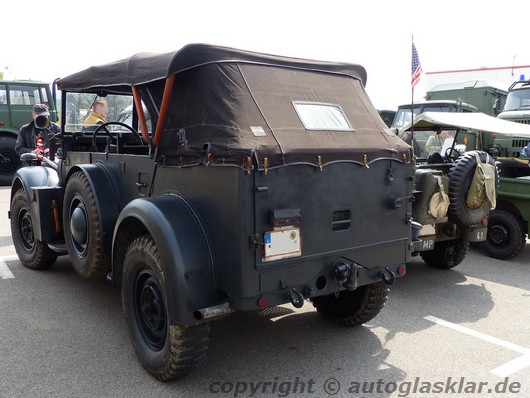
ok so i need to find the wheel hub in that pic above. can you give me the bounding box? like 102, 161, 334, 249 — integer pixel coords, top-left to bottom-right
19, 210, 35, 250
70, 206, 88, 245
140, 284, 165, 331
489, 225, 509, 245
135, 272, 167, 351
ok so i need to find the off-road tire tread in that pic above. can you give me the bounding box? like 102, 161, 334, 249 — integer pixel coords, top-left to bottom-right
124, 235, 210, 381
420, 239, 469, 269
10, 189, 57, 270
311, 281, 389, 327
64, 171, 110, 278
480, 209, 526, 260
448, 151, 497, 226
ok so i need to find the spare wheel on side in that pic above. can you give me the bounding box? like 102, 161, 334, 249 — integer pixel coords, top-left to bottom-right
448, 150, 498, 226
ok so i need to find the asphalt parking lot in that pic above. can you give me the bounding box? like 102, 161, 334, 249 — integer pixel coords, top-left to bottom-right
0, 185, 528, 398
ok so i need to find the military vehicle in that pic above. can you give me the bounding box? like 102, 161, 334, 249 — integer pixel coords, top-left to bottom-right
378, 109, 396, 127
399, 112, 509, 269
0, 80, 58, 185
9, 44, 413, 381
391, 100, 478, 157
497, 79, 530, 125
481, 176, 530, 259
426, 80, 507, 116
475, 80, 530, 259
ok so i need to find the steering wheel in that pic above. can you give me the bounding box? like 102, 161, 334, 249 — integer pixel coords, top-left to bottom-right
91, 122, 144, 152
444, 146, 461, 162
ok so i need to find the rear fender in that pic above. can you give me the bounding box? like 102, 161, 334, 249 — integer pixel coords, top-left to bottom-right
113, 194, 223, 325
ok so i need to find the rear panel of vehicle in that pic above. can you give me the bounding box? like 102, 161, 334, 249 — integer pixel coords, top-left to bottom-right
152, 159, 413, 308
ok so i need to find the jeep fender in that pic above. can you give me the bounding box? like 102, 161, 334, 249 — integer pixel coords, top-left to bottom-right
11, 166, 60, 206
66, 164, 121, 253
113, 194, 223, 325
10, 166, 62, 242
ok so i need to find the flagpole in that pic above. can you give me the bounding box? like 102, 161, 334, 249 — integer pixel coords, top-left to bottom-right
411, 35, 415, 158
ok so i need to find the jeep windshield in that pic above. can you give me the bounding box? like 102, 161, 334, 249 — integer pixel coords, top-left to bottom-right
63, 92, 136, 133
392, 105, 455, 129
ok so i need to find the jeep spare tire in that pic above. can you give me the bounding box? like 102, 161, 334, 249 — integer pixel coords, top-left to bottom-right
448, 150, 497, 226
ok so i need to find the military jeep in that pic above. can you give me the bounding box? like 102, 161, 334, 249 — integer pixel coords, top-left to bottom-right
400, 112, 506, 269
9, 44, 413, 380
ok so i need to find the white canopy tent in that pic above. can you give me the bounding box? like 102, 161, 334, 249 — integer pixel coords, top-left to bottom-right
399, 112, 530, 138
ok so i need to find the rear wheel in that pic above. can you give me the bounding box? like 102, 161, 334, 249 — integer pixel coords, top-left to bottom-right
10, 189, 57, 269
122, 235, 210, 381
420, 239, 469, 269
480, 209, 526, 260
63, 171, 110, 278
311, 281, 389, 327
0, 135, 20, 186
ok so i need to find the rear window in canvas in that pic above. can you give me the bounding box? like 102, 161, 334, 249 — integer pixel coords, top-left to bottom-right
293, 101, 353, 131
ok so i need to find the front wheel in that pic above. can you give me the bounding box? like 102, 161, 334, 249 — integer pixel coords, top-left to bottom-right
10, 189, 57, 269
0, 135, 20, 186
480, 209, 526, 260
63, 171, 110, 278
122, 235, 210, 381
311, 281, 389, 327
420, 239, 469, 269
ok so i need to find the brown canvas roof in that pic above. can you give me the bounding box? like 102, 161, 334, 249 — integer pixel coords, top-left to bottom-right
58, 44, 411, 169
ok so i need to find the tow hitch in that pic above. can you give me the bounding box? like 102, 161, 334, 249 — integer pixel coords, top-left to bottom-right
332, 259, 398, 290
380, 268, 396, 285
288, 288, 305, 308
332, 259, 362, 291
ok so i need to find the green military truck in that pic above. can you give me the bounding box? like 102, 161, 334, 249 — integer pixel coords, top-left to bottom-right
392, 80, 508, 158
0, 80, 58, 185
479, 79, 530, 259
391, 100, 478, 157
426, 80, 507, 116
497, 79, 530, 124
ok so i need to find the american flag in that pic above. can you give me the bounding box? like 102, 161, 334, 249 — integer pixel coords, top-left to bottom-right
411, 42, 422, 88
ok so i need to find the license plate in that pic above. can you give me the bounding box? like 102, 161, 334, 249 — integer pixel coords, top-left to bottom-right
263, 228, 301, 262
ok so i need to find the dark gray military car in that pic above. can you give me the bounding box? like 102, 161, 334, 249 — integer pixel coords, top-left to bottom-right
9, 44, 413, 380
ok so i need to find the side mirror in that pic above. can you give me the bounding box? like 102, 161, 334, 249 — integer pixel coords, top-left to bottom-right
493, 98, 502, 115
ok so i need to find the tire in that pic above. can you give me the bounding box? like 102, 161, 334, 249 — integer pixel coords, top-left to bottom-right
63, 171, 110, 278
122, 235, 210, 381
448, 151, 497, 226
420, 239, 469, 269
10, 189, 57, 270
480, 209, 526, 260
0, 135, 20, 186
311, 281, 389, 327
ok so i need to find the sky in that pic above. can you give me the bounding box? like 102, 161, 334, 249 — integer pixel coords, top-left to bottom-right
3, 0, 530, 110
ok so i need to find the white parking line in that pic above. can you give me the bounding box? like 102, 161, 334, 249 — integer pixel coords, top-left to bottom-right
425, 315, 530, 377
1, 255, 19, 261
0, 258, 15, 279
491, 354, 530, 378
